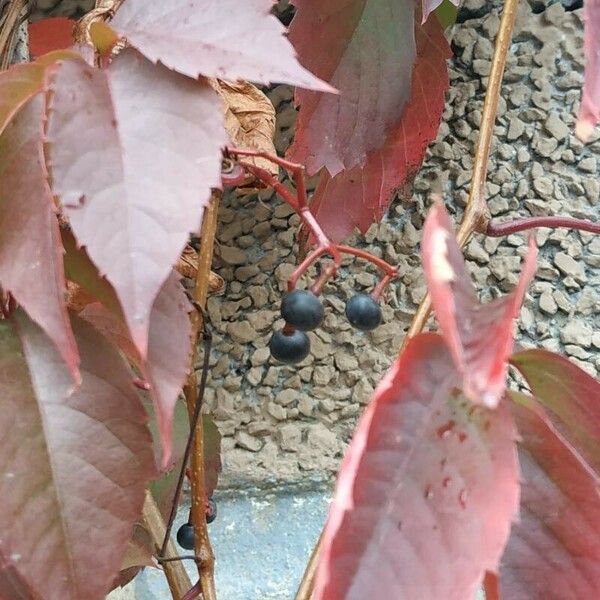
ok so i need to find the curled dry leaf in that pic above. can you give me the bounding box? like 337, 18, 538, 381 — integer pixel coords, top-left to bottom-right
209, 78, 278, 191
175, 244, 225, 295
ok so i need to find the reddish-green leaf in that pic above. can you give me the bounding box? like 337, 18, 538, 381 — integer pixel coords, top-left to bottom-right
80, 271, 192, 467
28, 18, 74, 58
308, 16, 451, 241
422, 0, 460, 24
0, 311, 155, 600
576, 0, 600, 141
0, 95, 79, 379
62, 227, 122, 317
288, 0, 416, 175
0, 50, 78, 141
109, 0, 332, 91
501, 393, 600, 599
511, 349, 600, 475
422, 203, 537, 408
314, 333, 519, 600
47, 48, 226, 356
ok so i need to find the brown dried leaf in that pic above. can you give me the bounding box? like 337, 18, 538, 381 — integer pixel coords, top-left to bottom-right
209, 78, 278, 190
175, 244, 225, 296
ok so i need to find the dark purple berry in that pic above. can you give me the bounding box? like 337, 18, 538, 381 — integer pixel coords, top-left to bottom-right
176, 523, 195, 550
281, 289, 324, 331
269, 328, 310, 364
345, 293, 382, 331
206, 497, 217, 524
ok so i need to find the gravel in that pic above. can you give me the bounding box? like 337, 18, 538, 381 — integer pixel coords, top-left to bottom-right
194, 1, 600, 486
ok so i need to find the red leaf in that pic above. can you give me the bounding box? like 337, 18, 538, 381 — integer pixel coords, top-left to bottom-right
501, 394, 600, 599
422, 203, 537, 408
109, 0, 332, 91
81, 271, 192, 467
576, 0, 600, 142
314, 333, 519, 600
28, 18, 74, 59
46, 48, 226, 356
0, 311, 156, 600
0, 95, 79, 379
308, 16, 451, 242
511, 349, 600, 475
288, 0, 416, 175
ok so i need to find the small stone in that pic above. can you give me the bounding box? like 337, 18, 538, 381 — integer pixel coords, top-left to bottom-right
263, 367, 279, 386
227, 321, 257, 343
553, 290, 572, 313
539, 291, 557, 315
246, 367, 263, 386
341, 403, 360, 418
306, 423, 338, 455
234, 265, 260, 281
565, 345, 590, 360
334, 352, 359, 372
506, 117, 525, 140
579, 157, 597, 174
267, 402, 287, 420
251, 347, 271, 366
313, 365, 334, 386
248, 421, 272, 436
554, 252, 586, 282
248, 286, 269, 308
219, 246, 247, 265
532, 177, 553, 199
298, 396, 315, 417
276, 389, 297, 406
560, 320, 592, 348
278, 424, 302, 452
544, 113, 570, 141
533, 136, 558, 158
235, 431, 262, 452
319, 399, 336, 413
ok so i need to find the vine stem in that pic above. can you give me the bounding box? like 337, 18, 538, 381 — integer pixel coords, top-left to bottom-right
294, 0, 520, 597
141, 491, 192, 600
405, 0, 519, 341
487, 215, 600, 236
182, 191, 221, 600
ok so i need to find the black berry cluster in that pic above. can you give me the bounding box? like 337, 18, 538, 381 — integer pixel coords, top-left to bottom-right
269, 288, 383, 364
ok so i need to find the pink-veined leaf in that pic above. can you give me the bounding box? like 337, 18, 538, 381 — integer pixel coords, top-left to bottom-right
308, 16, 451, 242
80, 270, 192, 468
288, 0, 416, 176
46, 48, 226, 356
0, 94, 79, 379
422, 203, 537, 408
109, 0, 331, 91
314, 333, 519, 600
511, 349, 600, 475
422, 0, 460, 24
576, 0, 600, 141
0, 310, 155, 600
501, 393, 600, 599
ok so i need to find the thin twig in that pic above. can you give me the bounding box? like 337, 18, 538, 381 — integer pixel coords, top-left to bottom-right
160, 330, 212, 557
405, 0, 519, 341
294, 0, 520, 597
141, 491, 192, 600
487, 215, 600, 236
183, 191, 222, 600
